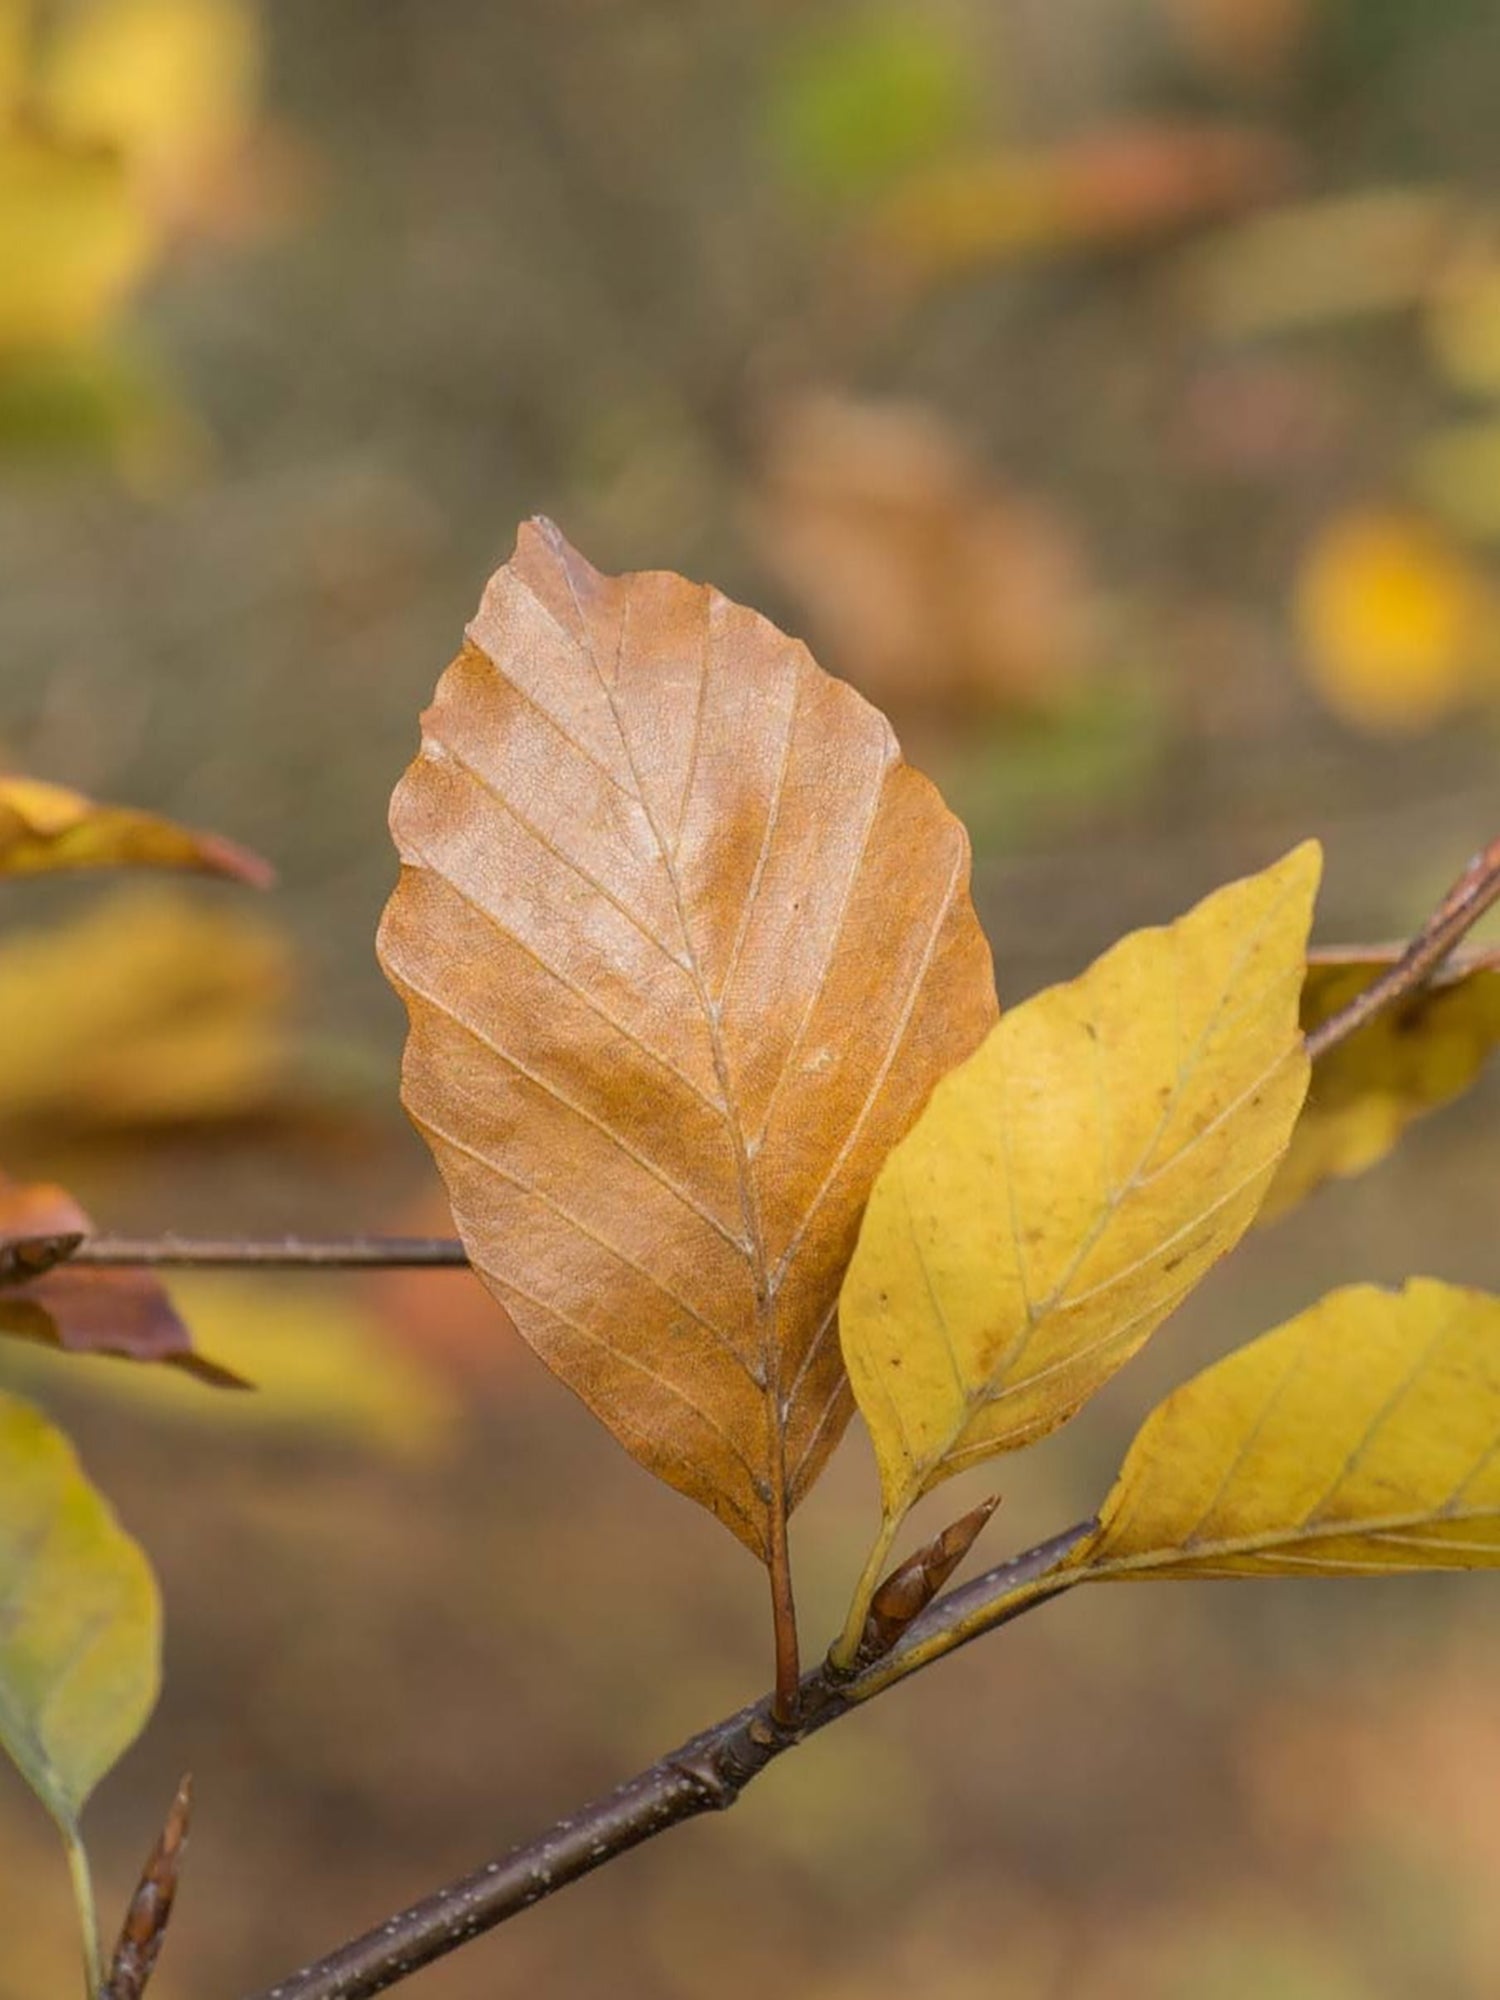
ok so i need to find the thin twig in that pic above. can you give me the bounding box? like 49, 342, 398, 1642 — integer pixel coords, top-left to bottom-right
69, 1236, 469, 1270
238, 1523, 1092, 2000
1305, 833, 1500, 1062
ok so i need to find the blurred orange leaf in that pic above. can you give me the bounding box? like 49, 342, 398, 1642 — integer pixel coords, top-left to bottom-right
1294, 507, 1500, 733
751, 392, 1089, 720
0, 775, 270, 882
861, 122, 1292, 291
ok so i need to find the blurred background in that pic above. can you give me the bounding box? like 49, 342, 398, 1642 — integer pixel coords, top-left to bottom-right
2, 1, 1500, 1994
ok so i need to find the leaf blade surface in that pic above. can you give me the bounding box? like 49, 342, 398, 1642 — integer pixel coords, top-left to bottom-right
840, 843, 1320, 1515
377, 520, 997, 1556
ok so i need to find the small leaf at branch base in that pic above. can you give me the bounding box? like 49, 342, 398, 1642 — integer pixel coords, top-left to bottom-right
1068, 1278, 1500, 1580
0, 774, 270, 883
0, 1390, 161, 1831
1263, 946, 1500, 1221
378, 519, 998, 1559
839, 843, 1320, 1520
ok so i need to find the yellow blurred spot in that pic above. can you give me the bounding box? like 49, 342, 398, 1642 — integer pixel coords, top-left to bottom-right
0, 128, 154, 353
1295, 509, 1497, 733
1427, 246, 1500, 399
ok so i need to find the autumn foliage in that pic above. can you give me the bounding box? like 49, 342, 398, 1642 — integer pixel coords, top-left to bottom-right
4, 523, 1500, 1996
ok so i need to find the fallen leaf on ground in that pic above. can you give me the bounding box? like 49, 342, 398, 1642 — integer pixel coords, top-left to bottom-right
1262, 945, 1500, 1220
0, 775, 270, 883
840, 844, 1318, 1522
378, 518, 998, 1557
1067, 1278, 1500, 1578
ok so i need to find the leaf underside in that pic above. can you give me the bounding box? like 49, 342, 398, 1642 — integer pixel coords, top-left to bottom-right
377, 519, 998, 1558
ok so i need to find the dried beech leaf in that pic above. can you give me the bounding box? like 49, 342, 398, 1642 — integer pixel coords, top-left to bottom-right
0, 1171, 243, 1382
1264, 945, 1500, 1221
1068, 1279, 1500, 1579
0, 1175, 90, 1283
0, 1265, 245, 1386
378, 518, 998, 1558
0, 774, 270, 883
840, 844, 1319, 1519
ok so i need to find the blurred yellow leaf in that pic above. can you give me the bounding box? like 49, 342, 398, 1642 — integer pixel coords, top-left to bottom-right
1426, 244, 1500, 398
0, 1389, 159, 1829
750, 392, 1089, 719
0, 0, 31, 113
0, 126, 155, 354
1181, 190, 1453, 339
1262, 946, 1500, 1220
1069, 1279, 1500, 1578
839, 843, 1319, 1522
1295, 508, 1499, 733
1412, 419, 1500, 543
0, 885, 294, 1136
0, 774, 269, 881
42, 0, 260, 220
22, 1274, 459, 1456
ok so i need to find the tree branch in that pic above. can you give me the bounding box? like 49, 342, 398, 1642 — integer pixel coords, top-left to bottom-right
69, 1236, 468, 1270
238, 1522, 1092, 2000
1305, 832, 1500, 1062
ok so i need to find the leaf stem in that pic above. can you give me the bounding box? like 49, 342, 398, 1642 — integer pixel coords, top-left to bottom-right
767, 1505, 801, 1722
65, 1824, 103, 1999
829, 1510, 905, 1669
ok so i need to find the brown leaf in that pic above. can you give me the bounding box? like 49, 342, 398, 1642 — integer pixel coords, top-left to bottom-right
857, 1496, 1000, 1665
0, 775, 271, 883
0, 1175, 90, 1282
377, 519, 998, 1559
0, 1264, 246, 1386
101, 1774, 192, 2000
751, 392, 1090, 721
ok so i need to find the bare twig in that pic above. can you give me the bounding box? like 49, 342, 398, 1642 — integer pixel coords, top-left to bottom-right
1305, 833, 1500, 1062
239, 1523, 1092, 2000
70, 1236, 469, 1270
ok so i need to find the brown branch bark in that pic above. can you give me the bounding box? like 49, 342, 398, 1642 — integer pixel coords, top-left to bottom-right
239, 1523, 1092, 2000
1305, 832, 1500, 1062
69, 1236, 468, 1270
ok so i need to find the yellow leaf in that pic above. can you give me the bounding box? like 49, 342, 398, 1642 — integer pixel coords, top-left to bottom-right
42, 0, 259, 195
0, 774, 269, 882
1426, 244, 1500, 399
0, 1, 31, 114
0, 1275, 458, 1457
1070, 1278, 1500, 1578
1263, 946, 1500, 1221
1294, 508, 1499, 733
0, 127, 156, 354
840, 843, 1319, 1521
0, 1389, 159, 1828
0, 885, 294, 1136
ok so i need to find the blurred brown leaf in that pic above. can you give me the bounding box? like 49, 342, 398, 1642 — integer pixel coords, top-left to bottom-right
1160, 0, 1312, 84
860, 122, 1293, 292
0, 1173, 89, 1282
751, 392, 1090, 721
0, 774, 270, 882
378, 518, 998, 1558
